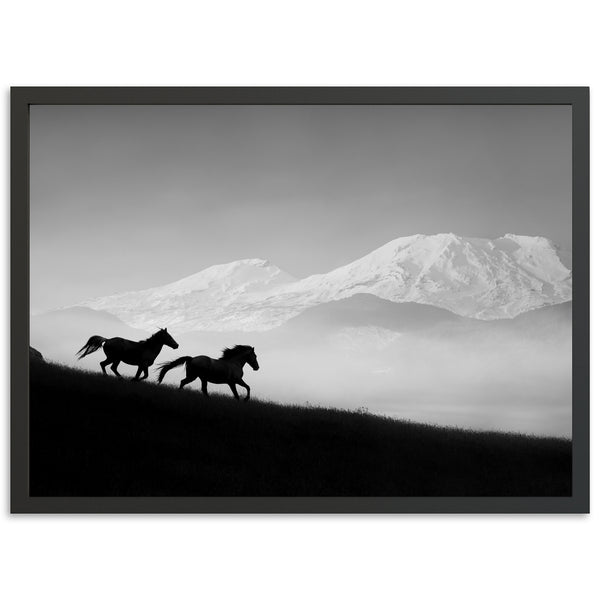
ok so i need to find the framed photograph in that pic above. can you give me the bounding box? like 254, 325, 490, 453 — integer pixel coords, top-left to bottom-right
11, 87, 589, 513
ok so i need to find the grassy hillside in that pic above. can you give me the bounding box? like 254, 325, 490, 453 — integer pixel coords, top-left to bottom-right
29, 361, 571, 497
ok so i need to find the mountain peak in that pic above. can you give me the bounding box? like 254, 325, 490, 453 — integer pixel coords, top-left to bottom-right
77, 233, 572, 332
500, 233, 556, 247
227, 257, 271, 267
156, 258, 296, 295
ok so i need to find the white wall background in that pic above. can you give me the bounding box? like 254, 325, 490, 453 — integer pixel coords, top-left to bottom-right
1, 2, 596, 598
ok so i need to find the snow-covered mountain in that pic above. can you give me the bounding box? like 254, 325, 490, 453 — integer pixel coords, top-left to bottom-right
76, 233, 572, 332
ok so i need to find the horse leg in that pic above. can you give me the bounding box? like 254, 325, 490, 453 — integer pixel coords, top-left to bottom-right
201, 380, 209, 396
179, 375, 196, 389
228, 383, 240, 401
132, 366, 143, 381
110, 360, 123, 377
237, 379, 251, 401
140, 365, 149, 380
100, 357, 111, 375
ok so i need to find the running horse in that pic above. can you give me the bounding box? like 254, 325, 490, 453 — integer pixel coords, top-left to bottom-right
76, 328, 179, 380
156, 345, 259, 401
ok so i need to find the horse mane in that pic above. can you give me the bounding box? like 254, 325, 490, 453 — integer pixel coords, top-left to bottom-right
220, 345, 252, 360
142, 330, 165, 343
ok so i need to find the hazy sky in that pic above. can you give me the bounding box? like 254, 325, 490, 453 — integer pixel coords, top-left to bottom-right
30, 104, 571, 312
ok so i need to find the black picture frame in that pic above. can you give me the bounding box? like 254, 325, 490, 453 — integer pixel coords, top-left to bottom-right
11, 87, 590, 514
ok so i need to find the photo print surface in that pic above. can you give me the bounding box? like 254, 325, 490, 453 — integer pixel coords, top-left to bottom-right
29, 104, 573, 497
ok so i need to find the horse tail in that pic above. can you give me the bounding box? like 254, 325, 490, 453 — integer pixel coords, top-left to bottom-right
76, 335, 107, 359
156, 356, 192, 383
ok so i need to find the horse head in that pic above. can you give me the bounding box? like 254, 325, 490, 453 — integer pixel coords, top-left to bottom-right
247, 347, 260, 371
158, 327, 179, 349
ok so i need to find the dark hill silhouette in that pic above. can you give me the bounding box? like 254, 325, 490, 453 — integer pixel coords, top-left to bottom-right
29, 346, 44, 362
29, 359, 572, 497
280, 293, 466, 333
176, 295, 471, 351
451, 301, 573, 341
175, 297, 572, 352
510, 301, 571, 331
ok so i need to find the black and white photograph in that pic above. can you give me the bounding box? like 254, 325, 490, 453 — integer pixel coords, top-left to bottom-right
23, 97, 580, 500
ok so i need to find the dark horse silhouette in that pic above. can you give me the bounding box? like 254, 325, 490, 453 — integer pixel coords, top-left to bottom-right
156, 345, 259, 400
76, 328, 179, 380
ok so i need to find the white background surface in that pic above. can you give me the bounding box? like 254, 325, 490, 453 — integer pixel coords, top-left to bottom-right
0, 2, 596, 598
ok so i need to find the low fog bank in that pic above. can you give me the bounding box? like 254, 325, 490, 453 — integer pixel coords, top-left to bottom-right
31, 303, 572, 437
252, 326, 571, 437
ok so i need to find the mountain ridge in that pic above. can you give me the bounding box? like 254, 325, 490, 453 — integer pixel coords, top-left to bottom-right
73, 233, 572, 332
